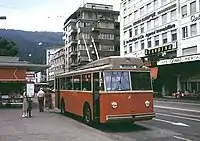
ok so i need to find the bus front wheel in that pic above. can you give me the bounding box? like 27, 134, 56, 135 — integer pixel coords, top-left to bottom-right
83, 104, 92, 125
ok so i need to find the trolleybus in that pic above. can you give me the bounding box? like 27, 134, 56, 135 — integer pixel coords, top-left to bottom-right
55, 56, 155, 124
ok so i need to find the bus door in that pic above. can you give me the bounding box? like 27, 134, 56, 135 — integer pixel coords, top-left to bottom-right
93, 72, 100, 121
56, 78, 60, 109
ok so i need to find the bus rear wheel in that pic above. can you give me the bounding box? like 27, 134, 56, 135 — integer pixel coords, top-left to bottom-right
61, 99, 66, 114
83, 104, 92, 125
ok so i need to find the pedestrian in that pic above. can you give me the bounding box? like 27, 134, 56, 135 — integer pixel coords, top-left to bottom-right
22, 89, 28, 118
37, 88, 45, 112
45, 89, 53, 112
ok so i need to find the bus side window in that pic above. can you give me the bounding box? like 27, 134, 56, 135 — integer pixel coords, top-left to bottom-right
82, 74, 91, 91
73, 75, 81, 90
65, 76, 73, 90
100, 72, 105, 91
60, 77, 65, 90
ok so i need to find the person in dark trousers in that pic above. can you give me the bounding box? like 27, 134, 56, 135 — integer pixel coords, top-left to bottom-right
37, 88, 45, 112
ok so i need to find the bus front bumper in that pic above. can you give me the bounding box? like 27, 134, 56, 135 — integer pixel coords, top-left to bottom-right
106, 113, 155, 123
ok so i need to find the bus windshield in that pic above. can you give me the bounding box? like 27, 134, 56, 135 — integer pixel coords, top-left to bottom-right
105, 71, 131, 91
105, 71, 152, 91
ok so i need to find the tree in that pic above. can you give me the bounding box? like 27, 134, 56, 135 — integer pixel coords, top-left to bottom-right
0, 37, 18, 56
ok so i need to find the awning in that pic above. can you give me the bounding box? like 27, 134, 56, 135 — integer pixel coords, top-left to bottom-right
150, 67, 158, 79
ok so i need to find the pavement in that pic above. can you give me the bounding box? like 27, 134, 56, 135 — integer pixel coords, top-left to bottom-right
0, 96, 199, 141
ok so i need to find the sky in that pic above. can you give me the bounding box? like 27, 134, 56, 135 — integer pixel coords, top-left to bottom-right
0, 0, 120, 32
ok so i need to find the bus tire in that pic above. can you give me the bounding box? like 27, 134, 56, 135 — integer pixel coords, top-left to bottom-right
83, 103, 92, 125
61, 99, 66, 114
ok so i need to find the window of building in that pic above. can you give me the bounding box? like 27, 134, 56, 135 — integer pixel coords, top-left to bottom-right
140, 7, 145, 16
171, 9, 177, 21
162, 14, 167, 24
128, 13, 133, 21
147, 21, 151, 29
73, 75, 81, 90
181, 5, 187, 18
134, 10, 139, 19
154, 17, 159, 27
171, 30, 177, 41
134, 26, 138, 35
162, 33, 168, 44
190, 1, 196, 15
124, 45, 127, 54
182, 26, 188, 38
154, 0, 159, 9
135, 42, 138, 51
182, 46, 197, 56
141, 40, 145, 50
191, 24, 197, 36
82, 74, 91, 91
147, 3, 151, 12
140, 24, 144, 33
129, 29, 132, 38
129, 44, 132, 53
154, 35, 159, 46
161, 0, 167, 6
147, 38, 151, 48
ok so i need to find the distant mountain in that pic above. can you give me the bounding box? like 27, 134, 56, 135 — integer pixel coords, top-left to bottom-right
0, 29, 64, 64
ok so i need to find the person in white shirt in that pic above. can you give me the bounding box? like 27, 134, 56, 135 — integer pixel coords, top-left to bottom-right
37, 88, 45, 112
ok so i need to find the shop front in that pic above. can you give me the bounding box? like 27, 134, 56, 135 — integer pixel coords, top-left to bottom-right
157, 54, 200, 98
0, 57, 49, 107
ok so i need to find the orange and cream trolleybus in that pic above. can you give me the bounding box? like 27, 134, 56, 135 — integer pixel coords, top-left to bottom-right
55, 56, 155, 124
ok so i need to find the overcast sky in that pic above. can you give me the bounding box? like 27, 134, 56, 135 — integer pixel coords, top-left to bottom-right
0, 0, 120, 32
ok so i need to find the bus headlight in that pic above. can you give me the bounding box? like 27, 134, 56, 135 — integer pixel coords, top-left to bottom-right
145, 101, 150, 107
111, 102, 118, 109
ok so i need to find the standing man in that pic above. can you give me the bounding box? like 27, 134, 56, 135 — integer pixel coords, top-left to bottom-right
37, 88, 45, 112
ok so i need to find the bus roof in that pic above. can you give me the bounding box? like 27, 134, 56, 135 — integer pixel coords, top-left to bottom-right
77, 56, 143, 70
57, 56, 149, 78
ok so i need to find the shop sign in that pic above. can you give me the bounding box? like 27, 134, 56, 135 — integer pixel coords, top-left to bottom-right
191, 14, 200, 22
157, 54, 200, 66
126, 24, 175, 44
145, 44, 174, 56
133, 12, 156, 26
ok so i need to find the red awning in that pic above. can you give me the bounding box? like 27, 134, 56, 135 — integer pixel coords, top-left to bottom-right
150, 67, 158, 79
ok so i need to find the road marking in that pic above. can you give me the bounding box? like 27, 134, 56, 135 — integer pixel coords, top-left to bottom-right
171, 112, 200, 119
173, 136, 192, 141
153, 118, 189, 127
155, 105, 200, 113
156, 113, 200, 122
155, 100, 200, 106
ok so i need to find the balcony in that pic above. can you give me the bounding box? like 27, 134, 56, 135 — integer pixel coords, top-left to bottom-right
69, 51, 78, 56
91, 27, 100, 33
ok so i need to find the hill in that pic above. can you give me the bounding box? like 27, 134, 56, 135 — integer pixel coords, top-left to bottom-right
0, 29, 64, 64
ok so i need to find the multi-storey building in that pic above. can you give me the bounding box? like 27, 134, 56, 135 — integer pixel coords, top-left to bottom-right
46, 46, 64, 87
120, 0, 200, 96
63, 3, 120, 71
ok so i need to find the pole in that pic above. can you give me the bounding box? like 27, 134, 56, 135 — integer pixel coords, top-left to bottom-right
82, 34, 92, 62
91, 36, 100, 60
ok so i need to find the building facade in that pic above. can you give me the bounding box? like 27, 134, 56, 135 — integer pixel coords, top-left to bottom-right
46, 46, 64, 86
63, 3, 120, 71
120, 0, 200, 96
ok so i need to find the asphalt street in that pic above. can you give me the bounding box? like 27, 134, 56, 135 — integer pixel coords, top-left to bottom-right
0, 98, 199, 141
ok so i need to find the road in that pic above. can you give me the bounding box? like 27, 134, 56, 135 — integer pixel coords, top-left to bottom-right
0, 99, 199, 141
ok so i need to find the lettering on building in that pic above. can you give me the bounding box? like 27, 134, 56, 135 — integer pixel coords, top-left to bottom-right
126, 24, 176, 44
124, 25, 132, 30
157, 4, 177, 15
191, 14, 200, 22
157, 54, 200, 66
133, 12, 156, 26
145, 44, 173, 55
